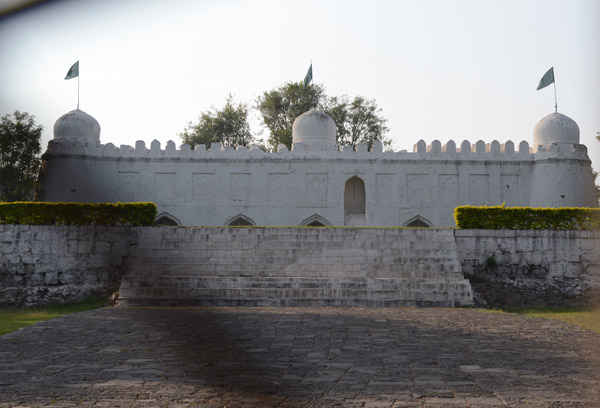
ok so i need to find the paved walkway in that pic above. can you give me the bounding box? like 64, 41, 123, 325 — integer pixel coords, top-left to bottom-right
1, 307, 599, 407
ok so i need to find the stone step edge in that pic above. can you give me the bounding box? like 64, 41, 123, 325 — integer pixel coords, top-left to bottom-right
117, 298, 470, 308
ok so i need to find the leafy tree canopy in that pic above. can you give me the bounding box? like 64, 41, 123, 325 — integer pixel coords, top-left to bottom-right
323, 95, 390, 150
181, 82, 391, 152
256, 82, 390, 151
180, 94, 255, 149
595, 131, 600, 204
0, 111, 42, 202
256, 82, 325, 151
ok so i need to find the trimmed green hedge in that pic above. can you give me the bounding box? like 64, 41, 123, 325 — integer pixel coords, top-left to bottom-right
0, 202, 157, 226
454, 205, 600, 230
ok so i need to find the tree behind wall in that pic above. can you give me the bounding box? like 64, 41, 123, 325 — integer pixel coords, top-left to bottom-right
180, 95, 255, 149
324, 95, 390, 150
256, 82, 325, 151
594, 132, 600, 205
256, 82, 390, 151
0, 111, 42, 202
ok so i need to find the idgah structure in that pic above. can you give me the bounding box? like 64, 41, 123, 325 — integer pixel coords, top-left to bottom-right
38, 109, 598, 226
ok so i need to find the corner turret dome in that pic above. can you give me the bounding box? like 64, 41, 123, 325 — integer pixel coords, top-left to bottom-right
53, 109, 101, 142
533, 112, 579, 146
292, 110, 337, 151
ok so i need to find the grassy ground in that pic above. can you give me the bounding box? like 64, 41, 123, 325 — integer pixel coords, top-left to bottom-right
505, 306, 600, 334
2, 300, 598, 336
0, 298, 107, 336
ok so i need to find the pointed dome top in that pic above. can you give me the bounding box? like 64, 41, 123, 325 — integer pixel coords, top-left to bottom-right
533, 112, 579, 146
53, 109, 101, 142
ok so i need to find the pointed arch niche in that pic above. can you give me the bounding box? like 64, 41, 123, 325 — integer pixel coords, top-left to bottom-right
153, 212, 181, 226
225, 214, 255, 226
344, 176, 366, 226
404, 215, 433, 228
300, 214, 332, 227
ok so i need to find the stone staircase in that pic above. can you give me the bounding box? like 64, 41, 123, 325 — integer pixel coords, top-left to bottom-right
118, 227, 473, 307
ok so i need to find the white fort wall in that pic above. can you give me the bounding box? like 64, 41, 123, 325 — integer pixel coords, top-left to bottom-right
39, 136, 597, 227
38, 109, 598, 227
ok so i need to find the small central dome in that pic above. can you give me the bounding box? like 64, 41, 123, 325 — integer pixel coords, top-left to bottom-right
292, 110, 337, 151
533, 112, 579, 146
54, 109, 101, 142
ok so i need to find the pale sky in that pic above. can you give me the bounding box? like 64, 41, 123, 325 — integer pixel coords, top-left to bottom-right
1, 0, 599, 172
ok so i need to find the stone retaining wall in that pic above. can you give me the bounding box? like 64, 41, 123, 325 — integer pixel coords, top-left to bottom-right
0, 225, 133, 307
2, 225, 599, 308
455, 230, 600, 307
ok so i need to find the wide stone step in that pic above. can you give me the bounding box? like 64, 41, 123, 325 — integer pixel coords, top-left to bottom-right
136, 228, 458, 241
117, 297, 464, 308
122, 268, 462, 280
128, 248, 459, 259
119, 227, 473, 308
127, 254, 460, 265
118, 280, 473, 308
120, 275, 468, 290
125, 263, 462, 274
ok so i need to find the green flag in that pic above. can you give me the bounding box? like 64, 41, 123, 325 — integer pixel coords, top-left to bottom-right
303, 63, 312, 87
65, 61, 79, 80
537, 67, 554, 90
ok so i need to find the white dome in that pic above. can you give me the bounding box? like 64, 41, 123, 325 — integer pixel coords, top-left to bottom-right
292, 110, 337, 150
54, 109, 101, 142
533, 112, 579, 146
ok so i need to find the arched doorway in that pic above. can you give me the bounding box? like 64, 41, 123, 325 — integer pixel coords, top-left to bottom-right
344, 176, 366, 226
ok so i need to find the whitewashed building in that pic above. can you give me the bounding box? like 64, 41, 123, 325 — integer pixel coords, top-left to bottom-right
38, 109, 598, 227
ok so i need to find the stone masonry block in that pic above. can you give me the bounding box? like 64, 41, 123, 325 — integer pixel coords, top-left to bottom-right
548, 263, 565, 278
44, 272, 59, 285
509, 253, 522, 265
90, 255, 110, 268
111, 242, 130, 256
564, 263, 582, 278
516, 237, 534, 252
525, 251, 543, 265
92, 241, 112, 255
78, 240, 93, 254
0, 241, 15, 255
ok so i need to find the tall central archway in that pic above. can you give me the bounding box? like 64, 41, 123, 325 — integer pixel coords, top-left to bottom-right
344, 176, 366, 226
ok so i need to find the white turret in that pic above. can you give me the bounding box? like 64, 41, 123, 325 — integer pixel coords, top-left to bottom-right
53, 109, 101, 143
533, 112, 579, 149
292, 110, 337, 151
530, 112, 598, 207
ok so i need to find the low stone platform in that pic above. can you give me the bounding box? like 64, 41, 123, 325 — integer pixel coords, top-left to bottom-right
1, 307, 599, 407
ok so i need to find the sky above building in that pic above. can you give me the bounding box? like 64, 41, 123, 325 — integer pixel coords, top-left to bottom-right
1, 0, 599, 170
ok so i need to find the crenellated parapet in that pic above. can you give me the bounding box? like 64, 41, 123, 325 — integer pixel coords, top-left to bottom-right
44, 136, 592, 163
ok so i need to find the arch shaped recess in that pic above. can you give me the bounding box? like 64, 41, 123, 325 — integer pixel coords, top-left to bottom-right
153, 212, 181, 226
225, 214, 256, 226
300, 214, 332, 227
404, 215, 433, 228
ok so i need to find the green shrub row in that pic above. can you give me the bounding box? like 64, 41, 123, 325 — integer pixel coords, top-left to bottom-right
0, 202, 157, 226
454, 205, 600, 230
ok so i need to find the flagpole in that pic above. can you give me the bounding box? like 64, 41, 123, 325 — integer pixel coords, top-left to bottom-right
77, 74, 80, 110
553, 81, 557, 113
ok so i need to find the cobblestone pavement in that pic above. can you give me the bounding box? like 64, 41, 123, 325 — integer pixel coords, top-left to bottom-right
1, 307, 599, 407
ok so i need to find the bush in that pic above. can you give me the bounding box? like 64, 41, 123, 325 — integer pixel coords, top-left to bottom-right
0, 202, 157, 226
454, 205, 600, 230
